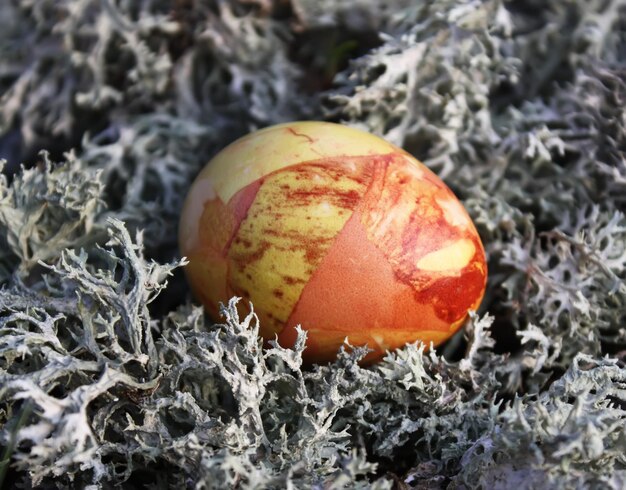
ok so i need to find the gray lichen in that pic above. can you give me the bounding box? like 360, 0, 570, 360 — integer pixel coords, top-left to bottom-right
1, 0, 626, 488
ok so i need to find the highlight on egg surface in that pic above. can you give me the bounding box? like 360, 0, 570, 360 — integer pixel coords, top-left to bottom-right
179, 121, 487, 363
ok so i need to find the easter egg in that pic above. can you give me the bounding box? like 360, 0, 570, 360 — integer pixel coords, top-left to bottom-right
179, 121, 487, 363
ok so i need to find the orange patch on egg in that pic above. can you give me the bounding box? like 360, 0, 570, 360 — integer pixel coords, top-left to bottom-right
279, 207, 452, 363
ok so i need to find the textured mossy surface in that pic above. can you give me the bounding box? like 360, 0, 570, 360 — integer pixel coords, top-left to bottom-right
1, 0, 625, 488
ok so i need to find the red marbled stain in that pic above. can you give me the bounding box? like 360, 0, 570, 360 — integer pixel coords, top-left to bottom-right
409, 233, 486, 324
357, 152, 487, 325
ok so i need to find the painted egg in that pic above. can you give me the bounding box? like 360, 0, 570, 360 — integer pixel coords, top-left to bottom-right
179, 121, 487, 363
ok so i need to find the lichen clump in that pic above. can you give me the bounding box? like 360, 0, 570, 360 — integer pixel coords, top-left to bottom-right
1, 0, 626, 488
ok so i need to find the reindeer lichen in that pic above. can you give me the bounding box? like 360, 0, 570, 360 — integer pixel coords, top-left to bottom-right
1, 0, 626, 488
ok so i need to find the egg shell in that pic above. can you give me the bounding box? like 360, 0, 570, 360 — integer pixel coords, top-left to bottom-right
179, 121, 487, 363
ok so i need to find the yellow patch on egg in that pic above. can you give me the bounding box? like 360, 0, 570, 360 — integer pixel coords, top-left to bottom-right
416, 239, 476, 271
